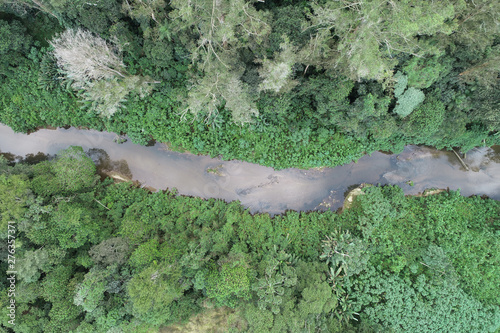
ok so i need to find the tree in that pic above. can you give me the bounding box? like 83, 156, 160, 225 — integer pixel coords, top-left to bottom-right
89, 237, 130, 267
0, 19, 32, 77
0, 0, 61, 20
51, 201, 100, 249
257, 37, 299, 94
82, 75, 155, 117
449, 0, 500, 52
0, 173, 30, 239
394, 87, 425, 118
268, 5, 310, 53
50, 28, 156, 117
127, 262, 187, 324
403, 56, 450, 89
253, 247, 298, 314
345, 268, 500, 332
183, 63, 258, 124
169, 0, 270, 70
304, 0, 457, 81
320, 229, 370, 282
41, 264, 83, 332
392, 72, 425, 117
320, 229, 369, 323
17, 247, 61, 283
74, 266, 109, 313
120, 201, 161, 245
401, 96, 446, 138
122, 0, 167, 29
169, 0, 271, 123
128, 238, 160, 269
205, 260, 251, 307
50, 28, 126, 82
468, 83, 500, 132
297, 282, 336, 323
51, 146, 97, 194
459, 45, 500, 89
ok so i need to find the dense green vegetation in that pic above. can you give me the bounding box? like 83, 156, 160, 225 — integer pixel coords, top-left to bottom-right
0, 147, 499, 332
0, 2, 499, 331
0, 0, 498, 169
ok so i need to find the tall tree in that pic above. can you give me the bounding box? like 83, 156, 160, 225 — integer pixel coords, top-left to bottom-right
51, 146, 97, 194
304, 0, 458, 81
0, 19, 32, 77
257, 37, 299, 94
449, 0, 500, 51
169, 0, 271, 123
50, 28, 157, 117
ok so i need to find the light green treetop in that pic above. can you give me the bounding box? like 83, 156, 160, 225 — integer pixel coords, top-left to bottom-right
305, 0, 458, 81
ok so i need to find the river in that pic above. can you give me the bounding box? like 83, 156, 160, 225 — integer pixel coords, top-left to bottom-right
1, 124, 499, 214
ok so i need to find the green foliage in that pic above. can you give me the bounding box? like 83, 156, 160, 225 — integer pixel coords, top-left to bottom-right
50, 28, 156, 117
253, 247, 298, 314
128, 238, 161, 269
52, 146, 97, 193
243, 303, 274, 332
346, 268, 500, 333
403, 56, 449, 89
448, 0, 500, 52
0, 172, 30, 238
127, 262, 187, 325
394, 87, 425, 118
122, 0, 167, 32
305, 0, 456, 80
41, 264, 83, 332
82, 75, 155, 118
1, 2, 500, 329
0, 47, 97, 133
169, 0, 271, 123
459, 45, 500, 89
51, 201, 100, 249
401, 97, 446, 138
297, 282, 336, 322
0, 19, 32, 76
1, 151, 499, 331
392, 71, 427, 121
120, 201, 161, 245
258, 37, 298, 94
394, 71, 409, 98
17, 248, 54, 283
89, 237, 130, 267
74, 266, 109, 313
205, 261, 251, 308
30, 146, 97, 197
320, 229, 370, 281
0, 0, 497, 170
268, 5, 309, 53
348, 187, 500, 305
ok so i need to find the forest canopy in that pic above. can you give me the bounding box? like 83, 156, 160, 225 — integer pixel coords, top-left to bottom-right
0, 149, 499, 332
0, 1, 499, 332
0, 0, 497, 170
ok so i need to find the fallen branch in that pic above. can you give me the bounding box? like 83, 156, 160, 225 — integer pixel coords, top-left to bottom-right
452, 149, 469, 171
94, 198, 110, 210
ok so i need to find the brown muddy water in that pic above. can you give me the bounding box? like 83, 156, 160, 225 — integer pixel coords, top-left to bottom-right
1, 124, 499, 214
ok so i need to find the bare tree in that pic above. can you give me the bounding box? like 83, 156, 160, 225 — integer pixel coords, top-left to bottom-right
50, 28, 158, 117
50, 28, 126, 87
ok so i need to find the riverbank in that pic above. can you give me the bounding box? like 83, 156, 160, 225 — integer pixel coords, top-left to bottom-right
2, 150, 498, 333
1, 124, 498, 214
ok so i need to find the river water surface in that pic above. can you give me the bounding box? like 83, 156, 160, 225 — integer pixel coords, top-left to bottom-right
1, 124, 499, 214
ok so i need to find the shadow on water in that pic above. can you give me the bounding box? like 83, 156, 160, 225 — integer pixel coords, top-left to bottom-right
1, 151, 51, 165
0, 124, 499, 215
87, 148, 133, 181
